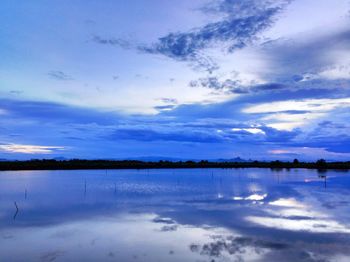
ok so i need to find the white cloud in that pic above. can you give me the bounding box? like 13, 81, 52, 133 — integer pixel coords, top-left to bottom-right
247, 195, 350, 234
0, 144, 65, 154
246, 215, 350, 233
233, 193, 267, 201
264, 0, 350, 39
262, 112, 326, 131
243, 98, 350, 130
318, 64, 350, 80
243, 98, 350, 114
231, 128, 266, 135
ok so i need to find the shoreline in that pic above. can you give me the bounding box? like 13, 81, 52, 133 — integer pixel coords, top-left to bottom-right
0, 159, 349, 171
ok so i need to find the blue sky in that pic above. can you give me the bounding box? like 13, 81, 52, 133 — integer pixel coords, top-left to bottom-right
1, 0, 350, 161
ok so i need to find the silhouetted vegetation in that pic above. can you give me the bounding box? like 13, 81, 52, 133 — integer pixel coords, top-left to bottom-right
0, 159, 349, 171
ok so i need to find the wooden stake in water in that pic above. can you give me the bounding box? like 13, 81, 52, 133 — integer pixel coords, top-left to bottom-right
13, 201, 19, 220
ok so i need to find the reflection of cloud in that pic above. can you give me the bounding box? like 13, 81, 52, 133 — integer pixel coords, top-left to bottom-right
245, 193, 267, 201
190, 235, 288, 260
246, 216, 350, 233
233, 193, 267, 201
160, 225, 178, 232
269, 198, 305, 208
266, 208, 323, 219
152, 217, 176, 224
40, 250, 65, 262
153, 216, 178, 232
247, 197, 350, 234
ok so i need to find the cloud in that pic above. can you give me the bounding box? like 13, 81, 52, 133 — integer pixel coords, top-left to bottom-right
9, 90, 23, 96
91, 36, 132, 49
231, 127, 266, 135
189, 75, 286, 94
0, 144, 65, 154
159, 98, 178, 104
0, 99, 119, 125
268, 147, 350, 160
48, 71, 74, 81
190, 234, 289, 260
243, 97, 350, 114
262, 27, 350, 80
107, 128, 223, 143
138, 0, 291, 71
154, 105, 176, 111
242, 97, 350, 131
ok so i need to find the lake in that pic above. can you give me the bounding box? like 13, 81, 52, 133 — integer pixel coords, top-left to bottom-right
0, 168, 350, 261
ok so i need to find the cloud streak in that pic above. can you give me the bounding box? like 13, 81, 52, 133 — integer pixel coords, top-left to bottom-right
0, 144, 65, 154
48, 71, 74, 81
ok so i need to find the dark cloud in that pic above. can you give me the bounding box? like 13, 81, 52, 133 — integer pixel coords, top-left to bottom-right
91, 36, 132, 49
0, 99, 119, 125
154, 105, 176, 111
152, 217, 176, 224
262, 28, 350, 77
251, 83, 287, 91
160, 225, 178, 232
189, 76, 243, 92
159, 98, 177, 104
137, 0, 291, 71
318, 121, 346, 129
201, 0, 291, 18
190, 235, 289, 259
189, 76, 287, 94
89, 1, 290, 72
107, 128, 224, 143
261, 126, 300, 143
48, 71, 74, 81
9, 90, 23, 95
142, 7, 285, 58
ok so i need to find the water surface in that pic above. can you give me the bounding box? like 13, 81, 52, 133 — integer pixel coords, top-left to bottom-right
0, 168, 350, 261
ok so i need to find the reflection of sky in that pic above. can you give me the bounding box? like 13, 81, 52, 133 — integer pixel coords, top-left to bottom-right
1, 168, 350, 261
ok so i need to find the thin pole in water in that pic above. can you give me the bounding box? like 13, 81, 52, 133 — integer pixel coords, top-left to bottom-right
24, 189, 27, 200
13, 202, 19, 220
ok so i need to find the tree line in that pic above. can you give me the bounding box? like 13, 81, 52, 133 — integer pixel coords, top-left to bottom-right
0, 159, 349, 171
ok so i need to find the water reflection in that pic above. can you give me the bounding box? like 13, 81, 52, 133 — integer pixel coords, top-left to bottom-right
0, 168, 350, 261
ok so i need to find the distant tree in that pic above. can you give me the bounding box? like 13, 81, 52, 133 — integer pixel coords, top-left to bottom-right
293, 159, 299, 165
316, 159, 326, 167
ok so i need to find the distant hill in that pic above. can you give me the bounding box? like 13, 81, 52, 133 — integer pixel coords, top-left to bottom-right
214, 157, 249, 162
124, 156, 249, 162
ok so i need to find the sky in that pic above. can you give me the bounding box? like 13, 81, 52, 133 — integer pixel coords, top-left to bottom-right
1, 0, 350, 161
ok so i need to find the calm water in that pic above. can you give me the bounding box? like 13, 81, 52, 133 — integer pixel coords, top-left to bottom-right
0, 168, 350, 262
